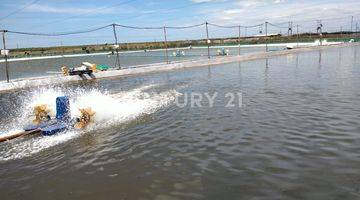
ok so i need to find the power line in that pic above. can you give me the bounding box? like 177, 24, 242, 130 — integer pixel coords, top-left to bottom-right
4, 21, 263, 36
3, 13, 360, 38
7, 24, 111, 36
109, 1, 208, 23
286, 14, 360, 26
166, 23, 206, 29
114, 24, 162, 30
114, 22, 206, 30
267, 22, 288, 29
0, 0, 41, 22
207, 22, 264, 29
30, 0, 138, 29
29, 0, 208, 33
73, 1, 212, 33
207, 23, 238, 29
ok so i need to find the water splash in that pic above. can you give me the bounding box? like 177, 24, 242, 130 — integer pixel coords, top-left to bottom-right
0, 84, 179, 161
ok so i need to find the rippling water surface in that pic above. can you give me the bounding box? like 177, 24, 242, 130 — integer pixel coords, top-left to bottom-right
0, 45, 359, 199
0, 46, 269, 81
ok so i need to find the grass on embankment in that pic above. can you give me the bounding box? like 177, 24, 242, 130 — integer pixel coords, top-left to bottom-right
1, 32, 359, 59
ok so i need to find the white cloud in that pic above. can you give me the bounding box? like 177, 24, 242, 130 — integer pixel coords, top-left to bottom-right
274, 0, 286, 3
206, 0, 360, 25
191, 0, 224, 2
191, 0, 286, 6
236, 0, 287, 8
25, 4, 115, 15
224, 9, 243, 14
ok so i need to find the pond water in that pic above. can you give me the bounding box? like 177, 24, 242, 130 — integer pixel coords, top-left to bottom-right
0, 45, 272, 81
0, 45, 359, 199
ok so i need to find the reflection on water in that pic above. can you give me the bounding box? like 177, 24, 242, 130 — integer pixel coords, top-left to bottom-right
0, 45, 359, 199
319, 50, 322, 68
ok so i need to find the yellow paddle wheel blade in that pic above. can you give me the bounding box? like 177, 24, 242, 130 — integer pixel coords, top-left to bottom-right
74, 108, 95, 129
33, 104, 51, 124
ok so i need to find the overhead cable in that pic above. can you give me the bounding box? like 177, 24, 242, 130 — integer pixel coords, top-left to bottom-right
0, 0, 41, 22
7, 24, 111, 36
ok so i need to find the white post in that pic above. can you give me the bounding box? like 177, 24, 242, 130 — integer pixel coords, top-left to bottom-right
2, 30, 10, 82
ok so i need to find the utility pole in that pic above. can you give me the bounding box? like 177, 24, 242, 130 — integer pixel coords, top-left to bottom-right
2, 30, 10, 82
163, 26, 169, 64
340, 26, 343, 41
60, 41, 64, 56
265, 22, 268, 52
317, 20, 323, 46
288, 21, 293, 36
238, 25, 241, 55
205, 22, 210, 59
112, 24, 121, 69
296, 24, 299, 47
350, 16, 354, 32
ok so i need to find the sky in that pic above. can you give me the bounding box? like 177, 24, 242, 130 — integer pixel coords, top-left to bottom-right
0, 0, 359, 48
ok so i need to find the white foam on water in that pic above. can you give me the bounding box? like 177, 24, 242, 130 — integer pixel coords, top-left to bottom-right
71, 84, 179, 130
0, 84, 180, 161
0, 88, 64, 133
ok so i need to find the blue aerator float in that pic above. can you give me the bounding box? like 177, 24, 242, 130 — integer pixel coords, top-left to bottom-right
0, 96, 95, 142
24, 96, 71, 136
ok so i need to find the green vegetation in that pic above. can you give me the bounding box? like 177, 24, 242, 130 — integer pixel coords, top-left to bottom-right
1, 32, 359, 59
